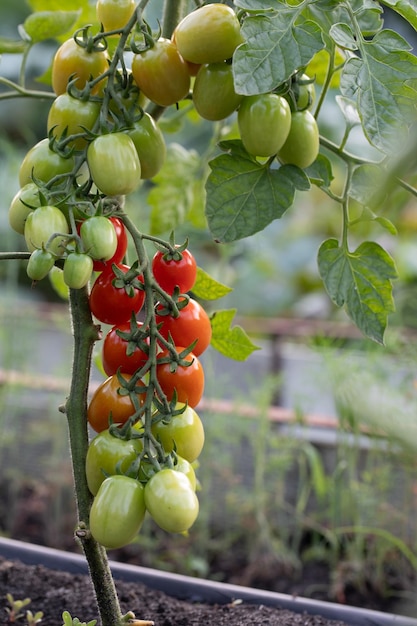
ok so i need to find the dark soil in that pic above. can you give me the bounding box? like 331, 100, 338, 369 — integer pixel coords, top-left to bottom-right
0, 556, 350, 626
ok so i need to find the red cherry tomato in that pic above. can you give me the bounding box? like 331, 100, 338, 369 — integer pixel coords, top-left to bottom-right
152, 248, 197, 294
156, 297, 211, 356
87, 373, 146, 432
102, 321, 149, 377
156, 347, 204, 408
89, 263, 145, 325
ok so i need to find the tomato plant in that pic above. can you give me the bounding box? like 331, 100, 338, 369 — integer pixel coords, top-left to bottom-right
102, 320, 149, 377
90, 475, 146, 549
87, 132, 141, 196
87, 373, 146, 433
151, 403, 205, 463
144, 468, 199, 533
156, 297, 212, 357
89, 263, 145, 325
156, 347, 204, 408
131, 38, 190, 107
173, 3, 243, 64
152, 247, 197, 294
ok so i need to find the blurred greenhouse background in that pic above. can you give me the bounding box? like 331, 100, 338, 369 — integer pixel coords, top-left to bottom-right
1, 0, 417, 615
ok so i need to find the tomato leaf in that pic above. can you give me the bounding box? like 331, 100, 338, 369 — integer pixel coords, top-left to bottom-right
27, 0, 98, 41
305, 154, 333, 188
380, 0, 417, 31
210, 309, 260, 361
192, 267, 233, 301
205, 153, 310, 243
22, 10, 81, 43
318, 239, 398, 343
340, 29, 417, 153
233, 9, 324, 95
0, 38, 27, 53
148, 143, 202, 235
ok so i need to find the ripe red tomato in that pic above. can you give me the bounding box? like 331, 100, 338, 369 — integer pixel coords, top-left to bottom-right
156, 297, 212, 357
131, 38, 190, 107
87, 373, 146, 432
102, 321, 149, 377
152, 247, 197, 294
89, 263, 145, 325
92, 217, 128, 272
156, 347, 204, 408
51, 38, 108, 96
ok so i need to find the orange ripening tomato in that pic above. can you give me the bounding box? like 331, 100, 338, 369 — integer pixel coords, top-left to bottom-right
52, 38, 109, 96
156, 348, 204, 408
87, 373, 146, 432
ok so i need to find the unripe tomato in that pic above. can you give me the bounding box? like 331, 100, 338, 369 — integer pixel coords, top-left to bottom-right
294, 74, 316, 110
24, 205, 69, 256
8, 183, 41, 234
173, 4, 243, 65
96, 0, 136, 31
131, 38, 190, 107
192, 62, 243, 121
128, 113, 166, 180
92, 216, 128, 272
47, 94, 101, 149
151, 403, 204, 463
19, 138, 75, 187
89, 263, 145, 325
152, 247, 197, 294
87, 373, 146, 432
102, 321, 149, 377
80, 216, 118, 261
52, 38, 108, 96
174, 455, 197, 491
87, 133, 141, 196
90, 475, 146, 549
156, 297, 212, 357
156, 348, 204, 408
144, 468, 199, 533
26, 249, 55, 282
86, 429, 143, 495
238, 93, 291, 157
277, 110, 320, 169
63, 252, 94, 289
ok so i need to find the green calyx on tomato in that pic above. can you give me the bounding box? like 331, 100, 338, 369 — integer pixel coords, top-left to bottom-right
131, 38, 190, 107
144, 468, 199, 533
89, 262, 145, 325
102, 319, 150, 377
152, 247, 197, 294
51, 37, 108, 96
87, 372, 146, 433
90, 475, 146, 549
238, 93, 292, 158
156, 296, 212, 357
47, 93, 101, 149
156, 347, 204, 408
173, 4, 243, 65
277, 110, 320, 169
192, 62, 243, 121
87, 132, 141, 196
151, 403, 205, 463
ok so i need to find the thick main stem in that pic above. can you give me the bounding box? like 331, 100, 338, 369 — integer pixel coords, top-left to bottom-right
66, 287, 124, 626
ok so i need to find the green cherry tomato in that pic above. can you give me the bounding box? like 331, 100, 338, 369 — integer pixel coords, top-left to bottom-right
26, 249, 55, 282
87, 133, 141, 196
47, 94, 101, 149
19, 138, 75, 187
63, 252, 94, 289
151, 403, 205, 463
8, 183, 42, 234
96, 0, 136, 31
131, 38, 190, 107
144, 468, 199, 533
52, 38, 108, 96
295, 74, 316, 111
86, 429, 143, 496
24, 205, 69, 256
277, 110, 320, 169
90, 475, 146, 549
173, 4, 243, 65
192, 62, 243, 121
238, 93, 292, 157
49, 266, 70, 300
80, 216, 118, 261
173, 455, 197, 491
128, 112, 166, 180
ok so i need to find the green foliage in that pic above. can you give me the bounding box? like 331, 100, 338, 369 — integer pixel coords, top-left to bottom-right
210, 308, 260, 360
192, 267, 233, 300
22, 11, 81, 43
61, 611, 97, 626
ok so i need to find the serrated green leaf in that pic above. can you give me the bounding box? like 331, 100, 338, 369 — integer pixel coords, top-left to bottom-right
192, 267, 233, 301
357, 208, 398, 235
234, 0, 281, 11
233, 11, 324, 95
28, 0, 98, 41
23, 10, 80, 43
318, 239, 398, 343
340, 29, 417, 153
0, 37, 28, 53
329, 23, 358, 51
210, 309, 260, 361
349, 163, 387, 207
380, 0, 417, 32
305, 154, 333, 188
148, 143, 201, 235
205, 154, 309, 243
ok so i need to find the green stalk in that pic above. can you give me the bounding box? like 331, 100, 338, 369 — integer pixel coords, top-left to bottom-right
65, 287, 124, 626
161, 0, 187, 38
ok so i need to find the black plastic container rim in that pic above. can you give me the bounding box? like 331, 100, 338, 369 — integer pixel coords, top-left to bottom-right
0, 537, 416, 626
